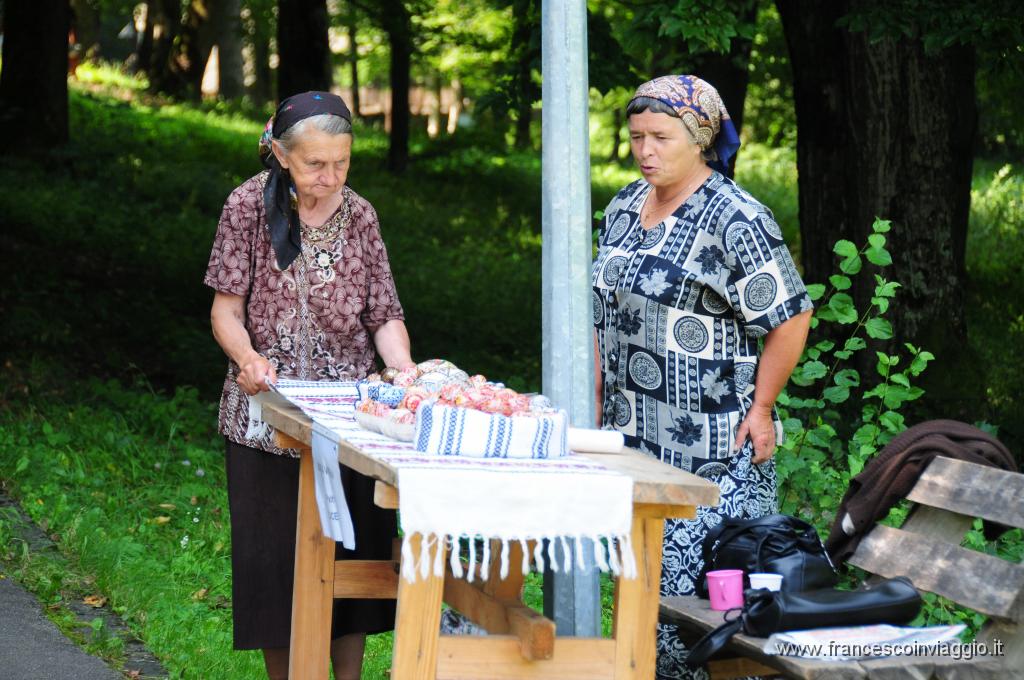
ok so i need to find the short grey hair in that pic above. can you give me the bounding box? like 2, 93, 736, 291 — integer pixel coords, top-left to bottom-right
626, 96, 712, 161
276, 113, 352, 152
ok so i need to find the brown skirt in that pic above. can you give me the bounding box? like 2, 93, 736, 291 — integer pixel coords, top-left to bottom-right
225, 438, 398, 650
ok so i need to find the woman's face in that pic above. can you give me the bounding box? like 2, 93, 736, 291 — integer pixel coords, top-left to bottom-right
628, 109, 703, 187
273, 129, 352, 201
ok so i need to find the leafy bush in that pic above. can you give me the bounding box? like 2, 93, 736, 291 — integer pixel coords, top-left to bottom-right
775, 219, 934, 528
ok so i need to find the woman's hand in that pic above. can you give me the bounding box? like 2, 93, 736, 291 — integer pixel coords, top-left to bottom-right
211, 292, 276, 395
237, 351, 277, 395
735, 403, 776, 464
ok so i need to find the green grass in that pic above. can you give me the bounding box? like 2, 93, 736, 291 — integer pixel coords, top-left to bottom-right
1, 68, 1022, 677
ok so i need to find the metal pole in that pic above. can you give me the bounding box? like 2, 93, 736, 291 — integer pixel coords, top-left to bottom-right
540, 0, 600, 637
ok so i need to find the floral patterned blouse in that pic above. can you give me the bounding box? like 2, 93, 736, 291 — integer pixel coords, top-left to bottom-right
204, 171, 405, 455
592, 171, 812, 468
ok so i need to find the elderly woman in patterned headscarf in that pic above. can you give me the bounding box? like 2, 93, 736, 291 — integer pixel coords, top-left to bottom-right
592, 75, 813, 678
205, 91, 415, 680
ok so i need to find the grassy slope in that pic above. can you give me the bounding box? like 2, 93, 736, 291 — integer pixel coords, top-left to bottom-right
0, 71, 1020, 677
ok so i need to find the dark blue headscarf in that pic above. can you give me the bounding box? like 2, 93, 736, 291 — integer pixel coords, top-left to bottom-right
258, 91, 352, 270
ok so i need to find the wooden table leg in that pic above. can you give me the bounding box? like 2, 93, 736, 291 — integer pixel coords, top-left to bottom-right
288, 446, 336, 680
392, 533, 447, 680
612, 515, 665, 679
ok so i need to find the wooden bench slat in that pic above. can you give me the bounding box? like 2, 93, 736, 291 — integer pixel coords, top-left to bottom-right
908, 457, 1024, 530
660, 596, 1009, 680
848, 525, 1024, 620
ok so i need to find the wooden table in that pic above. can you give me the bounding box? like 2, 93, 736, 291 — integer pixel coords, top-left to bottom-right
262, 399, 719, 680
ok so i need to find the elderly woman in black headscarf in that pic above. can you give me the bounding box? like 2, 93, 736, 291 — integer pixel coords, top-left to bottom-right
592, 75, 813, 678
204, 91, 415, 679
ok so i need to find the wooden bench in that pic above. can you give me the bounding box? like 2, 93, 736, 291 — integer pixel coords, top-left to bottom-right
660, 456, 1024, 679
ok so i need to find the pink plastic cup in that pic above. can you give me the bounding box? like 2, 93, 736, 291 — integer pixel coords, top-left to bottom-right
706, 569, 745, 611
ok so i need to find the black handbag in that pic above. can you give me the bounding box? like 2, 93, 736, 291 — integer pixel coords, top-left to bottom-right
685, 577, 923, 668
696, 514, 837, 598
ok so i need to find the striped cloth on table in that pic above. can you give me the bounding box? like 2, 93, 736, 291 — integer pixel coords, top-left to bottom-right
252, 380, 636, 582
414, 401, 569, 459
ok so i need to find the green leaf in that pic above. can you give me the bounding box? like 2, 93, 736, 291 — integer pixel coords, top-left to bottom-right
891, 373, 911, 387
806, 347, 820, 360
871, 296, 890, 313
853, 423, 881, 447
828, 293, 858, 324
833, 239, 858, 257
875, 351, 891, 366
802, 360, 828, 380
828, 274, 852, 290
875, 280, 900, 298
814, 340, 835, 352
839, 254, 863, 275
868, 233, 886, 249
866, 247, 893, 266
805, 283, 826, 301
910, 350, 935, 376
865, 317, 893, 339
833, 349, 852, 360
15, 456, 30, 474
823, 385, 850, 403
844, 337, 867, 351
872, 218, 892, 233
834, 369, 860, 386
880, 411, 906, 433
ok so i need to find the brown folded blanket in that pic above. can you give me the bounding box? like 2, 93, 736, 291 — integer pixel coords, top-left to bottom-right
825, 419, 1018, 564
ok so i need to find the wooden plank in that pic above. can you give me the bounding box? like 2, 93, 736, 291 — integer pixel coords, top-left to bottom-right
661, 596, 869, 680
442, 568, 555, 660
908, 457, 1024, 530
848, 525, 1024, 619
333, 560, 398, 599
508, 604, 556, 661
580, 447, 720, 507
707, 657, 784, 678
435, 636, 615, 680
612, 516, 664, 679
482, 539, 528, 601
900, 505, 974, 545
287, 446, 335, 680
635, 502, 697, 520
374, 481, 399, 509
856, 654, 1005, 680
392, 533, 447, 680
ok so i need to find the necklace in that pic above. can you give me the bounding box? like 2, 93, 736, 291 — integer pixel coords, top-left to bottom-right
300, 194, 350, 245
641, 170, 708, 225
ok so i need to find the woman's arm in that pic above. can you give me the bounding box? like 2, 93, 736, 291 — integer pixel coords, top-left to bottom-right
734, 309, 812, 464
372, 319, 416, 370
210, 292, 276, 395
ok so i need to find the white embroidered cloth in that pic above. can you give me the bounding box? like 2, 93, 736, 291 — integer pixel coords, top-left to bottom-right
254, 380, 636, 582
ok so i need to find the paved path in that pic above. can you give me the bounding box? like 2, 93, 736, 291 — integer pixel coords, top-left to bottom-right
0, 573, 123, 680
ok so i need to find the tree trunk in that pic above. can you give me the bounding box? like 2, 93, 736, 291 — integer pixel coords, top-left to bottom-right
277, 0, 332, 99
175, 0, 218, 99
214, 0, 245, 99
0, 0, 69, 152
380, 0, 411, 173
777, 0, 975, 359
248, 3, 274, 103
511, 0, 538, 150
147, 0, 182, 94
348, 19, 361, 116
446, 78, 462, 134
426, 72, 442, 138
135, 2, 156, 74
70, 0, 101, 60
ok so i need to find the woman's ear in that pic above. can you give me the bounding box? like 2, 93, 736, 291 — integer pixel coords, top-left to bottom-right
271, 139, 289, 169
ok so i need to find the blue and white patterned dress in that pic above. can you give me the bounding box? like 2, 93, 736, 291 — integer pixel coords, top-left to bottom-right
592, 171, 812, 679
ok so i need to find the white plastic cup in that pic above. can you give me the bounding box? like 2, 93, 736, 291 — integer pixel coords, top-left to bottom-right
749, 572, 783, 591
